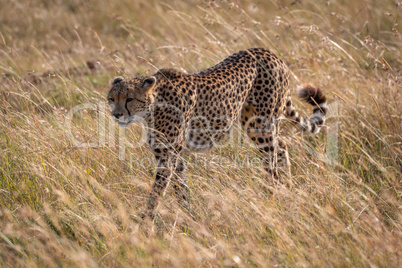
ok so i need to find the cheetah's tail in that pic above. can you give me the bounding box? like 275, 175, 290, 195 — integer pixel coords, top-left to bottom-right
285, 84, 327, 134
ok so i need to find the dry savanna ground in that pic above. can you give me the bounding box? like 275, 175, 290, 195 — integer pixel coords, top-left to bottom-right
0, 0, 401, 267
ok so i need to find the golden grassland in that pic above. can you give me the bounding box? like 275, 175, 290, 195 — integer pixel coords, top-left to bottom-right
0, 0, 401, 266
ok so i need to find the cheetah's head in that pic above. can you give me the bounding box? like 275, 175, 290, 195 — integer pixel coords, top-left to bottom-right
107, 76, 157, 127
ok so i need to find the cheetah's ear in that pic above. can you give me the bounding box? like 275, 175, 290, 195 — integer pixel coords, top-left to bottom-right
140, 76, 157, 95
112, 76, 124, 85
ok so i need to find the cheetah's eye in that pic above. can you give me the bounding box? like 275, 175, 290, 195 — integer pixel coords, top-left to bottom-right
108, 98, 114, 102
127, 98, 134, 102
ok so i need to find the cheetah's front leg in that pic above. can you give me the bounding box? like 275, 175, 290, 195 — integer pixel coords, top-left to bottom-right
145, 154, 173, 219
171, 155, 190, 213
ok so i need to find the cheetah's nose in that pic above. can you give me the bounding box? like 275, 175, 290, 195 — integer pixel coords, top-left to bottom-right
113, 113, 123, 119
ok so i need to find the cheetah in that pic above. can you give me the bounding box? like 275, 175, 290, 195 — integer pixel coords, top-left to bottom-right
107, 48, 327, 218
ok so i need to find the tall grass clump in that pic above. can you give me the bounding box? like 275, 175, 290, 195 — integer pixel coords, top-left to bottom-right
0, 0, 400, 266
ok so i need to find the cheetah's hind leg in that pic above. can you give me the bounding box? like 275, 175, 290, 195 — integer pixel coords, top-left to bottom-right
241, 103, 283, 184
277, 138, 291, 179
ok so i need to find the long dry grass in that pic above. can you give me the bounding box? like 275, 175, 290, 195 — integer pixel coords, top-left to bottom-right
0, 0, 401, 266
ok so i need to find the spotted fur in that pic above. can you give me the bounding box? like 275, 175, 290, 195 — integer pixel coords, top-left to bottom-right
107, 48, 327, 218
